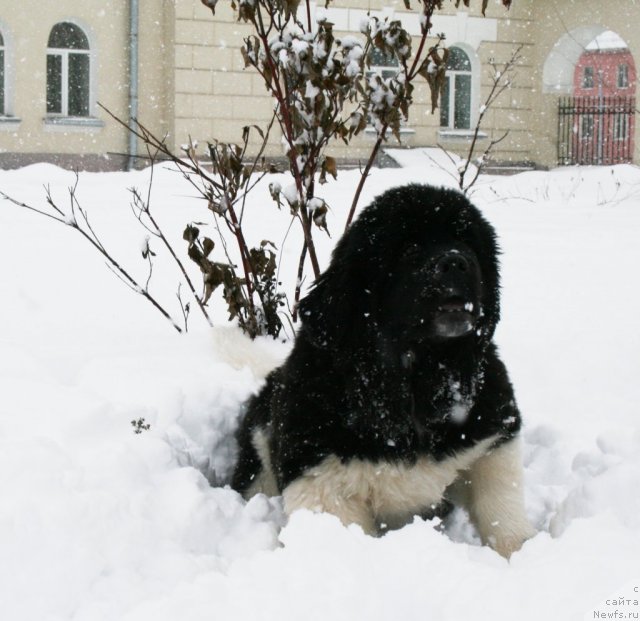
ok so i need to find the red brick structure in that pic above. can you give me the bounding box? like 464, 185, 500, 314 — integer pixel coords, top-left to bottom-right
569, 41, 636, 164
574, 48, 636, 97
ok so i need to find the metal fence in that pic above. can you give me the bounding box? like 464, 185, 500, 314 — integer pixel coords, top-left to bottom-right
557, 96, 636, 166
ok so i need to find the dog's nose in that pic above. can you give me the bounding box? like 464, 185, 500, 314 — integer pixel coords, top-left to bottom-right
434, 251, 470, 275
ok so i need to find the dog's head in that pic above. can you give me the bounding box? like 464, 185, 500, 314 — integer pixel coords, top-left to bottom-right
298, 184, 500, 363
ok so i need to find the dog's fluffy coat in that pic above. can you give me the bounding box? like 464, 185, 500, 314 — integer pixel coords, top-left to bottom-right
232, 184, 534, 557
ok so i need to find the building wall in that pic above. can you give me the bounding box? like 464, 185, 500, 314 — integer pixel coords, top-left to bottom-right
568, 49, 637, 165
136, 0, 176, 162
574, 49, 636, 97
0, 0, 172, 170
529, 0, 639, 167
1, 0, 638, 170
172, 0, 262, 157
467, 0, 535, 166
172, 0, 533, 165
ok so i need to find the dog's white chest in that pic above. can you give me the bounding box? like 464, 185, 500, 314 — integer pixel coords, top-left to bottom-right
360, 435, 498, 521
282, 435, 499, 531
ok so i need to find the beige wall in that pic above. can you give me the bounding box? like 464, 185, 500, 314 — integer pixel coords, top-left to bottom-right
529, 0, 639, 167
137, 0, 176, 159
0, 0, 171, 169
172, 0, 263, 155
172, 0, 532, 164
2, 0, 637, 170
473, 1, 535, 165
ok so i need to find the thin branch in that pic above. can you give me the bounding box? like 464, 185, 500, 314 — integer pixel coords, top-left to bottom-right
144, 247, 154, 292
464, 130, 510, 193
133, 146, 214, 327
102, 103, 286, 332
99, 104, 219, 190
292, 242, 308, 323
276, 213, 298, 288
143, 205, 212, 326
407, 5, 437, 81
345, 5, 442, 230
427, 145, 465, 185
4, 184, 183, 333
252, 5, 321, 279
240, 112, 277, 224
1, 191, 67, 224
104, 260, 143, 293
177, 283, 191, 332
458, 45, 523, 193
345, 132, 385, 230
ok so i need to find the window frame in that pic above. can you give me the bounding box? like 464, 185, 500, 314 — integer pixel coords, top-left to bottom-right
363, 48, 415, 136
46, 21, 94, 119
582, 66, 595, 89
366, 48, 400, 81
0, 22, 14, 119
617, 64, 629, 89
439, 45, 478, 133
0, 30, 5, 115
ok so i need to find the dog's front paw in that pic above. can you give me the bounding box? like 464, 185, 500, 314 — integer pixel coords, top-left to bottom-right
489, 524, 536, 559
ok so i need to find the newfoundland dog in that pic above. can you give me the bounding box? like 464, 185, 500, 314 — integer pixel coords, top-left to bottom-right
232, 184, 534, 557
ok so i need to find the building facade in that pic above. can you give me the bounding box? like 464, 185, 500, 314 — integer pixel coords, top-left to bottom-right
0, 1, 173, 169
0, 0, 638, 170
567, 37, 637, 165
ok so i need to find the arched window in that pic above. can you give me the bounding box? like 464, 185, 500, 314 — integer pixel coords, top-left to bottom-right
440, 46, 472, 130
0, 31, 5, 115
46, 22, 90, 117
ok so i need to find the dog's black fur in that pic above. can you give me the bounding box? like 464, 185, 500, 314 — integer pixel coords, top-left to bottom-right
232, 185, 526, 548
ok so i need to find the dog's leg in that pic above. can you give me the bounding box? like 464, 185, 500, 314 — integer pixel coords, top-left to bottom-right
281, 457, 377, 535
245, 427, 279, 498
465, 437, 535, 558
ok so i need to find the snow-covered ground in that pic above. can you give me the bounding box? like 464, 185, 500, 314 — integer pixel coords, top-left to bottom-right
1, 152, 640, 620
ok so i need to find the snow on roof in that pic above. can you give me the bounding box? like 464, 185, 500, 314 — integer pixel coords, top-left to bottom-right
586, 30, 628, 51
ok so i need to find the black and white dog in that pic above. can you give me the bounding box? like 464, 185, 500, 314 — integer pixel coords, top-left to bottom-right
232, 184, 534, 557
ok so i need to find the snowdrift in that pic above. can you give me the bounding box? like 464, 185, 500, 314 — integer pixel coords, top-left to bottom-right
1, 155, 640, 620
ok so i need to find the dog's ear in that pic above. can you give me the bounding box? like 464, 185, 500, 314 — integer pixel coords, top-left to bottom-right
459, 207, 501, 344
297, 225, 376, 351
297, 260, 367, 351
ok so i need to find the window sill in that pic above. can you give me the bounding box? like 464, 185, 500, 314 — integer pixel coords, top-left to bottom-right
364, 126, 416, 136
438, 129, 487, 141
0, 116, 22, 128
44, 116, 105, 129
